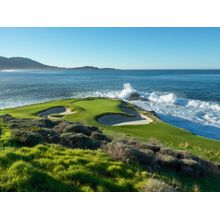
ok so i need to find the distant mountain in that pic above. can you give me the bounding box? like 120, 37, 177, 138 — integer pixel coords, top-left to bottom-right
0, 56, 117, 71
0, 56, 57, 70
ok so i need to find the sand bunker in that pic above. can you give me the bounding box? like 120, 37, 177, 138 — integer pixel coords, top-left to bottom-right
38, 106, 73, 118
98, 103, 153, 126
98, 113, 153, 126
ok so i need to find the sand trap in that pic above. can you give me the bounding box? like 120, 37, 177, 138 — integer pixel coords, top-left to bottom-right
38, 106, 74, 118
98, 113, 152, 126
97, 103, 153, 126
59, 108, 73, 115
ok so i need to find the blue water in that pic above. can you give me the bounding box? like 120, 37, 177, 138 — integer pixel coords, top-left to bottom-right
0, 69, 220, 140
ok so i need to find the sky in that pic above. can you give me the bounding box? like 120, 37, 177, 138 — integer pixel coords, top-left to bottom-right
0, 27, 220, 69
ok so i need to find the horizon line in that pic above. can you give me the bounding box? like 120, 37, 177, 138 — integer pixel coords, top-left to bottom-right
1, 55, 220, 71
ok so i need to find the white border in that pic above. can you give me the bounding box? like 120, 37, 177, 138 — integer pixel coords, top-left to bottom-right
0, 0, 219, 219
0, 193, 219, 220
0, 0, 220, 26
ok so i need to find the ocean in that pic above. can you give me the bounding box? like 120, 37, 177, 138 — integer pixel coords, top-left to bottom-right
0, 69, 220, 140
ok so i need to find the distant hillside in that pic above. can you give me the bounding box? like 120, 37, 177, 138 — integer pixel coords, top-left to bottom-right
0, 56, 58, 70
0, 56, 117, 71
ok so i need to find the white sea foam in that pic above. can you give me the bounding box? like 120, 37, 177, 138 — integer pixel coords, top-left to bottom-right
0, 69, 23, 72
117, 83, 136, 99
148, 92, 176, 104
0, 98, 55, 110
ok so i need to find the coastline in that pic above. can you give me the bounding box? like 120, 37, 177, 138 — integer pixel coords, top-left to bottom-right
1, 96, 220, 141
1, 97, 220, 163
0, 97, 220, 140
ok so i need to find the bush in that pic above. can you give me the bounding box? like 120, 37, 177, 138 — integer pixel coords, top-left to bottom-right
0, 114, 13, 123
38, 118, 58, 128
159, 148, 185, 159
105, 141, 155, 166
1, 115, 109, 149
35, 128, 60, 144
90, 131, 111, 142
106, 138, 220, 178
53, 121, 73, 133
12, 129, 43, 147
155, 153, 179, 169
105, 141, 134, 163
63, 124, 91, 136
88, 126, 99, 132
132, 148, 155, 165
199, 160, 220, 176
143, 178, 176, 192
179, 159, 204, 178
61, 133, 100, 149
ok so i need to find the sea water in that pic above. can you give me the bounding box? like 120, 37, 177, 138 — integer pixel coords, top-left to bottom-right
0, 69, 220, 140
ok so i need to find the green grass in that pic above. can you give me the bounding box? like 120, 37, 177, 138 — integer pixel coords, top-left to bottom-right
0, 144, 219, 192
0, 97, 219, 192
0, 124, 12, 147
1, 98, 219, 163
0, 145, 151, 192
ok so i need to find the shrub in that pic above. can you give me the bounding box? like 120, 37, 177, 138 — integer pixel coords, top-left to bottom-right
105, 141, 155, 166
179, 159, 204, 178
35, 128, 61, 143
2, 116, 109, 150
155, 153, 179, 169
200, 160, 220, 176
90, 131, 111, 142
105, 141, 134, 163
53, 121, 73, 133
61, 133, 100, 149
106, 138, 220, 178
63, 124, 91, 136
38, 118, 58, 128
192, 185, 200, 192
12, 129, 43, 147
0, 114, 13, 123
159, 148, 185, 159
143, 178, 176, 192
132, 148, 155, 165
88, 126, 99, 132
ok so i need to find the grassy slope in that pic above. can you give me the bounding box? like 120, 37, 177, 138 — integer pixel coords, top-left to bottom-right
1, 98, 220, 163
1, 144, 219, 192
0, 98, 220, 192
0, 145, 152, 192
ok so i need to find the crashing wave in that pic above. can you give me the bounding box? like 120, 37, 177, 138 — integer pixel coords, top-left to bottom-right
117, 83, 136, 99
117, 83, 146, 101
148, 92, 176, 104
